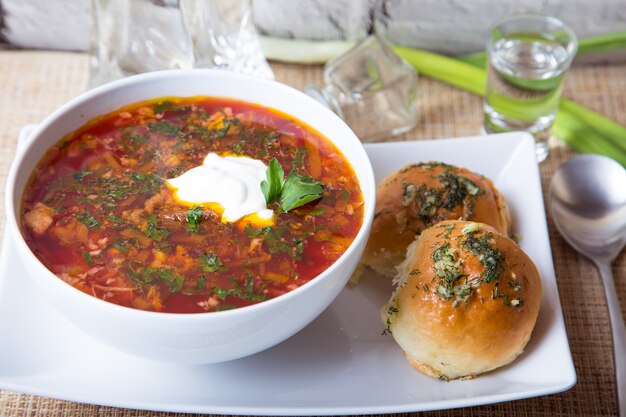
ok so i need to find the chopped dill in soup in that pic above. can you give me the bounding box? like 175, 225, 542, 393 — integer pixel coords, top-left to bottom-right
21, 97, 364, 313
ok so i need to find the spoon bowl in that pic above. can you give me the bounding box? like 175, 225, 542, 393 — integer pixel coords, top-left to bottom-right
551, 154, 626, 261
550, 153, 626, 417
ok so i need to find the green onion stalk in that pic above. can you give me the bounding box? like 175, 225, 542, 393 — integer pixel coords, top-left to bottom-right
393, 32, 626, 166
458, 32, 626, 67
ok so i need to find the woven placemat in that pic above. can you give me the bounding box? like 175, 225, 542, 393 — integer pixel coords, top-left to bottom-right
0, 50, 624, 417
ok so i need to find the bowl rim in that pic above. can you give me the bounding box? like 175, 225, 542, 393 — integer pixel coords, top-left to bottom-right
5, 68, 376, 323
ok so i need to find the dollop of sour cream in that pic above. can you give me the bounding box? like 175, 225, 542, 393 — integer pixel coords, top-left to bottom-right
167, 153, 273, 224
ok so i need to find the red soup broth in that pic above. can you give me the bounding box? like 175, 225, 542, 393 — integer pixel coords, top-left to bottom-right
21, 97, 364, 313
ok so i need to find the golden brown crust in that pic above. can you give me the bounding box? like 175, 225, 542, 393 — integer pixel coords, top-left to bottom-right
382, 220, 542, 380
362, 162, 510, 277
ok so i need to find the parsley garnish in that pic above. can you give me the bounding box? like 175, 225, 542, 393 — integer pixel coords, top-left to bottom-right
107, 214, 125, 225
73, 170, 92, 183
310, 207, 326, 216
200, 253, 224, 272
260, 158, 284, 204
281, 171, 324, 212
110, 242, 130, 253
143, 214, 170, 241
214, 275, 266, 302
196, 275, 207, 291
76, 209, 100, 229
243, 223, 265, 239
127, 134, 150, 144
186, 206, 203, 232
292, 146, 308, 169
154, 101, 173, 114
263, 226, 304, 259
125, 172, 162, 193
129, 266, 184, 293
261, 158, 324, 212
148, 121, 181, 137
216, 118, 239, 138
83, 252, 94, 265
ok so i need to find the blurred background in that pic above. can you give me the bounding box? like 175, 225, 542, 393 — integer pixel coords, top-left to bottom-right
1, 0, 625, 63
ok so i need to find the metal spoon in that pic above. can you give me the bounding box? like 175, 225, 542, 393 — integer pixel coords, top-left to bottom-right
550, 154, 626, 417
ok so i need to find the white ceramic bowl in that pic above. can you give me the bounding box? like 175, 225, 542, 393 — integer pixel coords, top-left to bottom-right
5, 69, 375, 364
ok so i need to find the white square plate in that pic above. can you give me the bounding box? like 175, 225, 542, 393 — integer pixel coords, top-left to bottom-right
0, 131, 575, 415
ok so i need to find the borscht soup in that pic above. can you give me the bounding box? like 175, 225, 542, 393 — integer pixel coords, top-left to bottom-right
21, 97, 364, 313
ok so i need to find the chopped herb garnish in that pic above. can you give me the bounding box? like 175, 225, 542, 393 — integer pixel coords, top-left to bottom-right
126, 173, 146, 181
200, 253, 224, 272
129, 266, 184, 293
83, 252, 94, 265
383, 301, 398, 334
107, 214, 125, 225
124, 172, 161, 193
263, 226, 291, 255
310, 207, 326, 216
437, 284, 453, 300
462, 222, 480, 235
431, 242, 476, 304
292, 146, 308, 169
243, 223, 266, 239
462, 229, 504, 284
243, 274, 266, 301
186, 206, 203, 232
214, 275, 266, 302
76, 209, 100, 229
110, 242, 130, 253
196, 275, 207, 291
143, 214, 170, 242
73, 170, 92, 183
492, 285, 499, 300
507, 279, 522, 292
418, 187, 441, 219
148, 121, 181, 137
509, 232, 522, 244
127, 134, 150, 144
294, 239, 305, 259
432, 243, 462, 284
232, 142, 244, 155
438, 172, 481, 210
442, 223, 455, 238
402, 183, 418, 206
154, 101, 173, 114
216, 118, 239, 138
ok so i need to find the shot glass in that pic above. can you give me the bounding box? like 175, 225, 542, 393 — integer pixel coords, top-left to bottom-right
483, 14, 578, 162
305, 35, 419, 143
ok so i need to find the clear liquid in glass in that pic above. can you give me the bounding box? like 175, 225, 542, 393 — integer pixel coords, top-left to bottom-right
484, 35, 570, 161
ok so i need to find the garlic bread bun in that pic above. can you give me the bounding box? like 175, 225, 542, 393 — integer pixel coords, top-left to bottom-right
382, 220, 541, 381
362, 162, 510, 277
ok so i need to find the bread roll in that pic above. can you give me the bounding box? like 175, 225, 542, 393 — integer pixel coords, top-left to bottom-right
382, 220, 541, 381
362, 162, 510, 277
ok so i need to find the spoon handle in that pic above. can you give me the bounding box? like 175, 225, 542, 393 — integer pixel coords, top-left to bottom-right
597, 261, 626, 417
